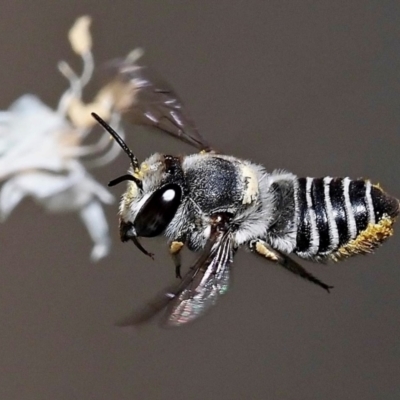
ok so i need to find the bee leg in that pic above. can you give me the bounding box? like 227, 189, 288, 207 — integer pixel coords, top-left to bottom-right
169, 241, 185, 279
248, 240, 333, 293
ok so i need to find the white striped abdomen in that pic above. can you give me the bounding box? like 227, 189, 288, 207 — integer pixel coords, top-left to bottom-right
294, 177, 399, 260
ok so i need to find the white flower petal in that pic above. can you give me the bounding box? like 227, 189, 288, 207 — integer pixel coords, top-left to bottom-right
79, 200, 111, 261
7, 94, 69, 137
0, 177, 26, 221
0, 95, 75, 179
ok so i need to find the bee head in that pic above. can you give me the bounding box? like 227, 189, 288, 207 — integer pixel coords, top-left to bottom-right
92, 113, 183, 258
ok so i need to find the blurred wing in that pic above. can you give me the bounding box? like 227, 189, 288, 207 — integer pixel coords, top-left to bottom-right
116, 231, 234, 328
110, 60, 212, 152
164, 232, 233, 327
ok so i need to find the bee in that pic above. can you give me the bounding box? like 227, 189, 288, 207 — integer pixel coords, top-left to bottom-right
92, 63, 399, 327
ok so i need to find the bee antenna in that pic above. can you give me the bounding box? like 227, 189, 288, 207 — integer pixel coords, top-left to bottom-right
108, 174, 143, 190
91, 112, 140, 172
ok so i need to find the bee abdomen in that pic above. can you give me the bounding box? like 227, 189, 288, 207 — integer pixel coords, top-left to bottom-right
294, 177, 399, 260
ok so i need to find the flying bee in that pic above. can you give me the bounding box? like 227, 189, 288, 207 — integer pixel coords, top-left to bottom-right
92, 62, 399, 327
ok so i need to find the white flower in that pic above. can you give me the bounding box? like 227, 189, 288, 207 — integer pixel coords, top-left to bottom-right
0, 93, 115, 261
0, 16, 139, 261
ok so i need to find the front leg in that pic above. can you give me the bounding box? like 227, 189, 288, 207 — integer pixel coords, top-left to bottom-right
169, 240, 185, 279
248, 239, 333, 292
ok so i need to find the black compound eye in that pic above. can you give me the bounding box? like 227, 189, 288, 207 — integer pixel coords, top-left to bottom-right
134, 183, 182, 237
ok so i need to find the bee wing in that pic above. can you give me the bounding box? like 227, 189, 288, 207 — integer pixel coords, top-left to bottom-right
163, 232, 233, 327
116, 230, 234, 327
111, 60, 212, 152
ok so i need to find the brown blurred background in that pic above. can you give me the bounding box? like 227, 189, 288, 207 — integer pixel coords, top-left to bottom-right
1, 1, 400, 399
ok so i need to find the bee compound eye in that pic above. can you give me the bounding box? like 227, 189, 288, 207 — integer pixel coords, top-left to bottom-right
133, 183, 182, 237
